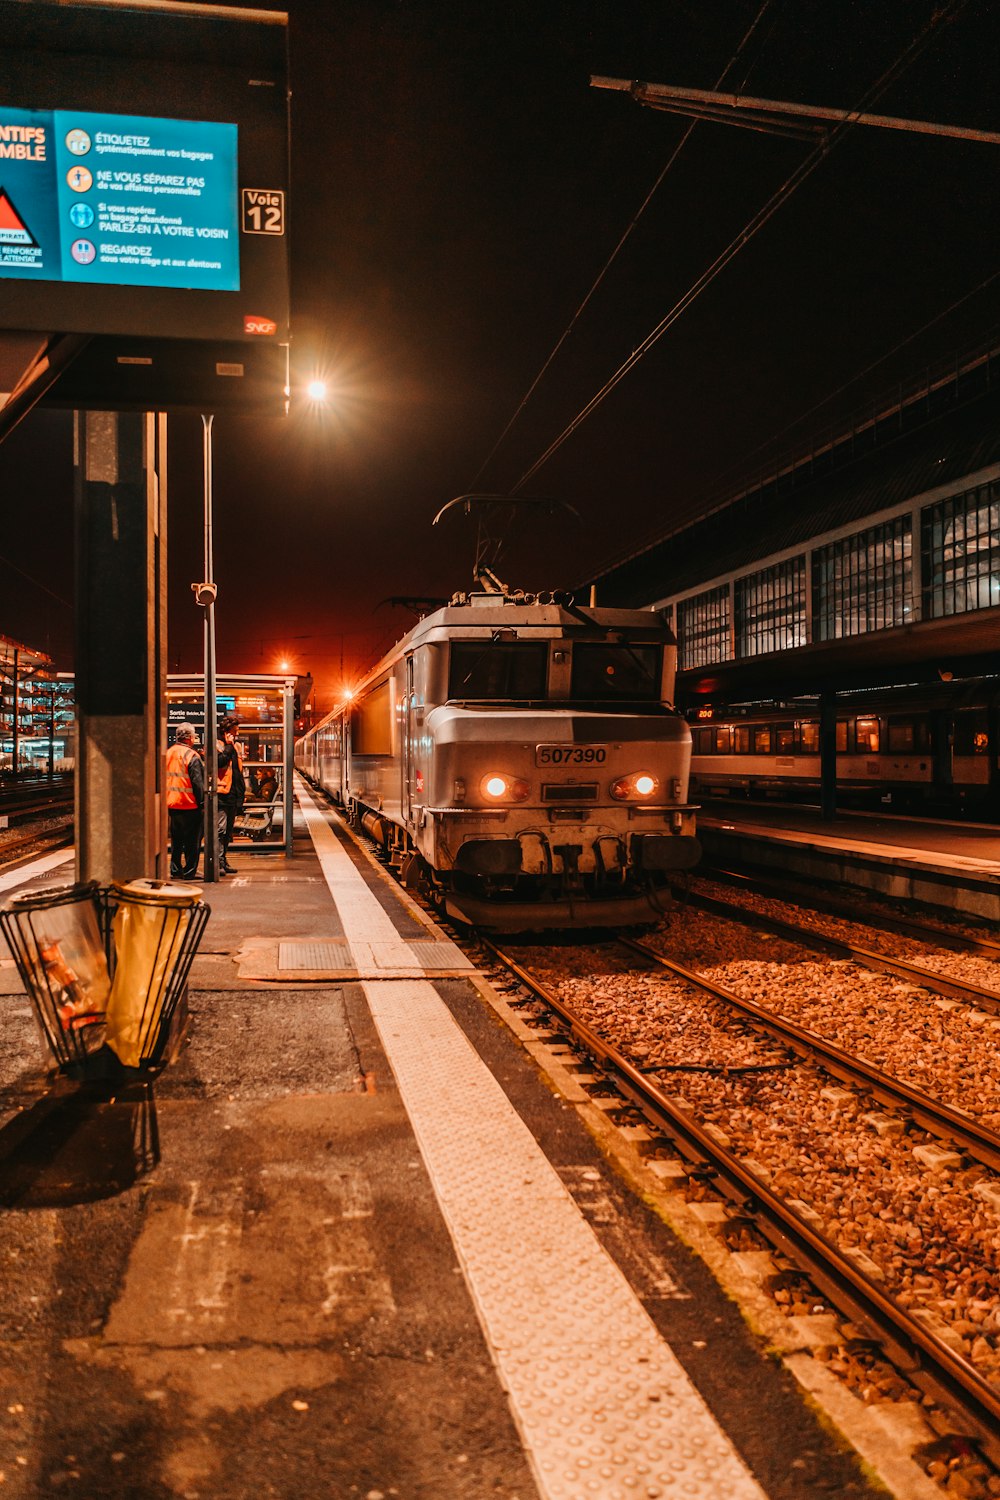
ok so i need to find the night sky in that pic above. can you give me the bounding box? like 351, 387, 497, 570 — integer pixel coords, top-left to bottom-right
2, 0, 999, 710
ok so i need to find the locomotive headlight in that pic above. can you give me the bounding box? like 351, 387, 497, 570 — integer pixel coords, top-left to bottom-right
481, 773, 530, 802
610, 772, 660, 801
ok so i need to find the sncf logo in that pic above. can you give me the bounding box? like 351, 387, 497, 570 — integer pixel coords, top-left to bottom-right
244, 314, 277, 336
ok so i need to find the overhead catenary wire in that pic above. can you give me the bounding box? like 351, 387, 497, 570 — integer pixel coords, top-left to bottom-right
466, 0, 774, 492
512, 0, 970, 493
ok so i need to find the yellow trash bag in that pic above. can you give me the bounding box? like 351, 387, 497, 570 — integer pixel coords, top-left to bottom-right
104, 880, 200, 1067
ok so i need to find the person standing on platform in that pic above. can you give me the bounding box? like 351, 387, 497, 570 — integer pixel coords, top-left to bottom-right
166, 723, 204, 879
217, 717, 246, 876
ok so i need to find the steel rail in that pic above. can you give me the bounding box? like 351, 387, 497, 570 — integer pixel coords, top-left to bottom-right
482, 936, 1000, 1464
681, 887, 1000, 1014
702, 866, 1000, 960
621, 935, 1000, 1174
0, 824, 73, 871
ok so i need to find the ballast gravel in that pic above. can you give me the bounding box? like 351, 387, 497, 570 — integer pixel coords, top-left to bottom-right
523, 911, 1000, 1392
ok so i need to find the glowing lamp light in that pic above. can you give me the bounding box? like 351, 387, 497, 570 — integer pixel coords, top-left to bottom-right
611, 772, 659, 801
481, 773, 531, 803
279, 659, 290, 672
306, 378, 328, 402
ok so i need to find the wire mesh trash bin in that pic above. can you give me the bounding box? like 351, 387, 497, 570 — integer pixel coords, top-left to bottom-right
104, 880, 208, 1069
0, 882, 111, 1072
1, 879, 209, 1076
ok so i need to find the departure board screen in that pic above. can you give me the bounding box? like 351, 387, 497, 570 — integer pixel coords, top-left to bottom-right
0, 107, 239, 291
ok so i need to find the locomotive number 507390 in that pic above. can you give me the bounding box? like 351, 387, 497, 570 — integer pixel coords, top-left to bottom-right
535, 744, 608, 766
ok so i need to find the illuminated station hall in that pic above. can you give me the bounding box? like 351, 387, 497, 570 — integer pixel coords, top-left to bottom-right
3, 3, 1000, 1499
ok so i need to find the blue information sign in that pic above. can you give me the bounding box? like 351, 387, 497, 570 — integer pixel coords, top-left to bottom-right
0, 107, 239, 291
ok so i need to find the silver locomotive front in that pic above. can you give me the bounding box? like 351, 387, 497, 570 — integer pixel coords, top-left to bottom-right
404, 596, 699, 927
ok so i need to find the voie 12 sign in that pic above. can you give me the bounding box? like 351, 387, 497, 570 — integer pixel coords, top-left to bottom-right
0, 106, 239, 291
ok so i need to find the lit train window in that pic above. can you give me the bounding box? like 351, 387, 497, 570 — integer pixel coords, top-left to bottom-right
798, 721, 819, 753
753, 726, 772, 753
836, 720, 848, 753
855, 717, 880, 752
714, 726, 732, 753
973, 731, 989, 754
733, 726, 751, 753
775, 725, 794, 753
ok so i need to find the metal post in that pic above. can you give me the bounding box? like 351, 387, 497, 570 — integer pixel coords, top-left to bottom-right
11, 648, 18, 780
202, 413, 220, 883
47, 684, 55, 779
819, 690, 837, 822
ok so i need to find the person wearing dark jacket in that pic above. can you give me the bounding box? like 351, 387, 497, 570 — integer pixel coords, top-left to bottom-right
216, 718, 246, 875
167, 723, 205, 878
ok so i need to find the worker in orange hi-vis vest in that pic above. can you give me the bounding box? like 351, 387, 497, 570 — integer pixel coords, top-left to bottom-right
216, 716, 246, 876
166, 723, 205, 879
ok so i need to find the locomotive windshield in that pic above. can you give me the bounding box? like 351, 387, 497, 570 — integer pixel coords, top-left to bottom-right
448, 641, 549, 700
571, 643, 662, 702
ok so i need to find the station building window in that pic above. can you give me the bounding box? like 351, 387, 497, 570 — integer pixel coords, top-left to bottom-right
677, 585, 732, 670
812, 516, 912, 640
735, 557, 806, 657
921, 481, 1000, 617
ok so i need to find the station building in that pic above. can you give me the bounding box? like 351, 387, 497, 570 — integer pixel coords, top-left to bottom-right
588, 341, 1000, 706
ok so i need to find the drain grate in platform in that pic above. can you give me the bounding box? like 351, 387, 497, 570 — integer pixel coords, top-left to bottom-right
279, 941, 356, 971
406, 942, 474, 970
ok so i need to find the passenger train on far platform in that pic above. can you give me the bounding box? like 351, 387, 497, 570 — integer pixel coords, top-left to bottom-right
295, 584, 700, 929
687, 677, 1000, 816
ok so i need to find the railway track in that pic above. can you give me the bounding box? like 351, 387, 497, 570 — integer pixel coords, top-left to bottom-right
0, 786, 74, 828
677, 878, 1000, 1014
479, 932, 1000, 1474
318, 788, 1000, 1488
703, 866, 1000, 960
0, 821, 73, 872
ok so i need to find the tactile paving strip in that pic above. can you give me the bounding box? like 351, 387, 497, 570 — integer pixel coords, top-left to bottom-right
363, 977, 766, 1500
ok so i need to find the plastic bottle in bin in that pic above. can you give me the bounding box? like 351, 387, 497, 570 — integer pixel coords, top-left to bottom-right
22, 894, 111, 1031
39, 940, 105, 1030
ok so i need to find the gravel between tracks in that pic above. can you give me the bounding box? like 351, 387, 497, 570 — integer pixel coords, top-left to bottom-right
523, 910, 1000, 1393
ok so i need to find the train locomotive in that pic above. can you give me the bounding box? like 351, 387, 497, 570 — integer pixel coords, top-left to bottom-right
295, 584, 700, 929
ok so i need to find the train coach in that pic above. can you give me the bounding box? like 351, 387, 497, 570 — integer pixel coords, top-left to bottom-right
296, 585, 700, 929
688, 677, 1000, 815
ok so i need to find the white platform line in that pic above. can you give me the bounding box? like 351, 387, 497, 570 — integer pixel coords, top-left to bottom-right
0, 849, 74, 897
297, 778, 764, 1499
295, 778, 420, 966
